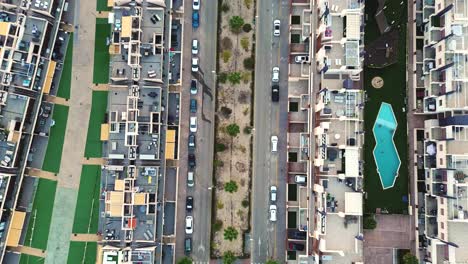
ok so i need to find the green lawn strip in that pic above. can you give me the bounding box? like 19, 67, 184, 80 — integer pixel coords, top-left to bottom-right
96, 0, 111, 12
67, 242, 97, 264
93, 19, 111, 84
23, 179, 58, 250
19, 254, 45, 264
56, 33, 73, 99
72, 166, 101, 233
42, 105, 69, 173
363, 0, 409, 214
84, 91, 108, 158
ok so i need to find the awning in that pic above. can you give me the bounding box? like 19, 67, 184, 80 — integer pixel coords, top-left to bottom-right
0, 22, 9, 36
121, 16, 131, 38
6, 211, 26, 247
42, 60, 56, 94
346, 13, 361, 40
100, 123, 109, 141
345, 147, 360, 177
345, 192, 363, 215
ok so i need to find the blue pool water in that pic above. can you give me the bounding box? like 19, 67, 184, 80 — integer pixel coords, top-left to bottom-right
372, 103, 401, 189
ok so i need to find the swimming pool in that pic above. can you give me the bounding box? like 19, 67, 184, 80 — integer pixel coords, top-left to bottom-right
372, 103, 401, 189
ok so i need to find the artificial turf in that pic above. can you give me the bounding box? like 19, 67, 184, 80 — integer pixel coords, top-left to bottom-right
84, 91, 108, 158
19, 254, 45, 264
23, 179, 58, 250
56, 33, 73, 99
96, 0, 111, 12
41, 105, 69, 173
363, 0, 409, 214
72, 165, 101, 233
93, 19, 111, 84
67, 242, 97, 264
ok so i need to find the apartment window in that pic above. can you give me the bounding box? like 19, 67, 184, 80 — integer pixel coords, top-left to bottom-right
440, 198, 444, 204
441, 222, 444, 229
439, 144, 443, 151
439, 100, 443, 106
440, 158, 443, 165
426, 132, 429, 138
438, 45, 442, 52
438, 58, 442, 65
438, 3, 441, 9
441, 208, 444, 215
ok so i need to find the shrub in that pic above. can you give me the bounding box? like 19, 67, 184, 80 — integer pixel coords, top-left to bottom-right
224, 181, 238, 193
223, 227, 239, 241
363, 215, 377, 229
213, 159, 224, 167
177, 257, 193, 264
213, 219, 223, 232
218, 72, 228, 83
244, 0, 252, 9
215, 143, 227, 152
243, 126, 252, 134
242, 72, 251, 84
217, 202, 224, 209
241, 199, 249, 208
220, 106, 232, 118
243, 57, 255, 70
227, 72, 241, 84
240, 37, 250, 51
222, 50, 231, 63
221, 37, 233, 50
229, 16, 245, 33
221, 2, 229, 12
402, 253, 418, 264
242, 23, 252, 32
223, 251, 237, 264
226, 123, 240, 136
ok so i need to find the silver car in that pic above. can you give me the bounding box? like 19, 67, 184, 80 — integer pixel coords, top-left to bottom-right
272, 67, 279, 83
273, 19, 280, 36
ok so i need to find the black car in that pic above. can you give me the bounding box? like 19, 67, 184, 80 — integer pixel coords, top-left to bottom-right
188, 154, 196, 167
190, 99, 197, 113
272, 85, 279, 102
288, 242, 305, 251
287, 229, 307, 240
186, 196, 194, 212
185, 237, 192, 254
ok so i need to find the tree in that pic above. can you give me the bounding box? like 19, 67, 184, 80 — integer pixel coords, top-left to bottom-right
243, 57, 255, 70
243, 126, 252, 134
229, 16, 245, 33
226, 123, 240, 136
218, 72, 228, 83
223, 251, 237, 264
402, 253, 418, 264
243, 23, 252, 32
242, 199, 249, 208
177, 257, 192, 264
363, 215, 377, 230
227, 72, 241, 84
224, 180, 238, 193
223, 226, 239, 241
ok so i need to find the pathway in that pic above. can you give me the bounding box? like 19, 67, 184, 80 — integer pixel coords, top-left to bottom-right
44, 95, 70, 106
70, 234, 101, 242
26, 168, 57, 181
44, 0, 99, 262
13, 246, 46, 258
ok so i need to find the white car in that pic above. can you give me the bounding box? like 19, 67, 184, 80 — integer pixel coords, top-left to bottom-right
270, 186, 277, 202
193, 0, 200, 10
273, 19, 280, 36
191, 57, 199, 72
295, 175, 307, 184
295, 55, 309, 63
187, 171, 194, 187
269, 205, 277, 222
271, 136, 278, 152
185, 216, 193, 234
192, 39, 199, 55
190, 116, 197, 132
272, 67, 279, 83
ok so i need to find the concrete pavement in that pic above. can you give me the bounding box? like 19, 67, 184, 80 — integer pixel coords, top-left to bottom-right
251, 0, 289, 262
174, 0, 218, 262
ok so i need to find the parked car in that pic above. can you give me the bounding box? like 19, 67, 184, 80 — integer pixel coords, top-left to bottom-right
188, 133, 196, 149
270, 185, 277, 202
190, 116, 197, 132
288, 242, 305, 251
287, 229, 307, 240
187, 171, 195, 187
185, 216, 193, 234
188, 154, 196, 167
193, 0, 200, 10
295, 175, 306, 184
192, 11, 199, 28
190, 79, 198, 94
271, 135, 278, 152
269, 205, 277, 222
272, 84, 279, 102
191, 57, 199, 72
186, 196, 194, 212
192, 39, 199, 55
273, 19, 281, 36
295, 55, 309, 63
185, 237, 192, 254
272, 67, 279, 82
190, 99, 197, 113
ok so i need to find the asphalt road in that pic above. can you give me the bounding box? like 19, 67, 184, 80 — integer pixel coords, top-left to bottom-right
174, 0, 217, 262
251, 0, 289, 262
